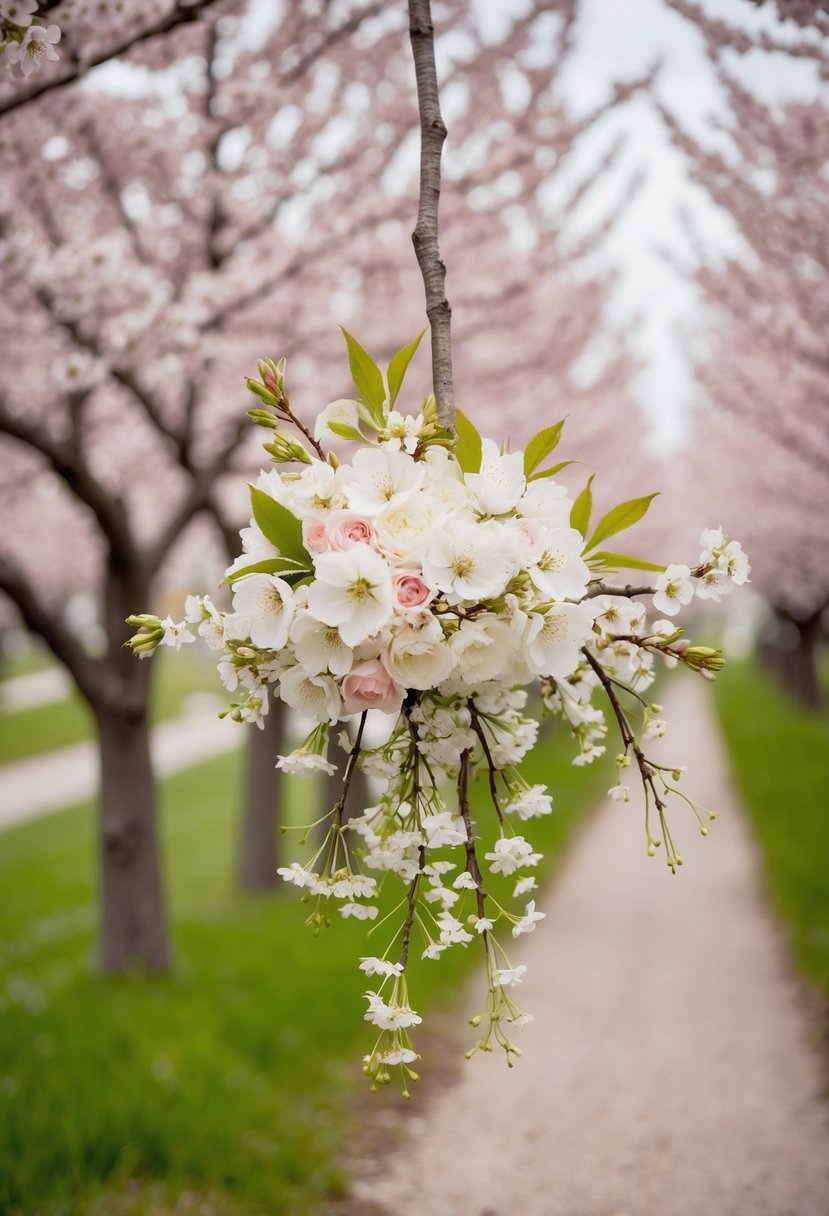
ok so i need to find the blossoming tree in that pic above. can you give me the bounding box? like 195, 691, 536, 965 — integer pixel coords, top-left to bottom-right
0, 0, 653, 972
663, 1, 828, 706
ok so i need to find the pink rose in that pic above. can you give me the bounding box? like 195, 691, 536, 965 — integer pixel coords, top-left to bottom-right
393, 571, 434, 611
342, 659, 404, 716
326, 511, 376, 551
303, 520, 328, 555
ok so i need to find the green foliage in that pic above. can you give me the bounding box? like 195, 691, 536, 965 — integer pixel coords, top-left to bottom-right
584, 493, 658, 553
0, 721, 608, 1213
248, 488, 311, 569
715, 655, 829, 999
569, 474, 594, 538
386, 329, 427, 408
326, 421, 364, 443
588, 551, 667, 574
528, 459, 576, 482
523, 420, 565, 477
339, 328, 386, 426
222, 557, 309, 587
453, 408, 483, 473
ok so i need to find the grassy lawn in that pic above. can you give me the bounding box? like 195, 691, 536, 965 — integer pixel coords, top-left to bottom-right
0, 717, 609, 1215
0, 651, 226, 766
715, 654, 829, 1000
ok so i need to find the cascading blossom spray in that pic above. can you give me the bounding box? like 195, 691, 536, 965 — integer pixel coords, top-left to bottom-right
127, 329, 749, 1095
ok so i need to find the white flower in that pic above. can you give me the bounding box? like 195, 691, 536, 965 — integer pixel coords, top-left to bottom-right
6, 23, 60, 75
276, 863, 319, 889
232, 574, 295, 650
307, 549, 393, 646
279, 666, 342, 723
363, 992, 422, 1029
160, 617, 194, 649
383, 619, 455, 690
373, 493, 446, 561
465, 438, 525, 515
513, 876, 537, 897
529, 528, 590, 600
453, 872, 479, 891
422, 812, 467, 848
512, 900, 545, 937
339, 447, 424, 515
379, 1047, 419, 1066
287, 459, 343, 518
449, 616, 516, 685
643, 718, 666, 740
360, 958, 405, 981
505, 786, 553, 820
276, 752, 337, 776
437, 914, 474, 945
341, 903, 379, 921
699, 527, 724, 558
314, 398, 361, 441
473, 917, 493, 934
524, 602, 594, 679
695, 569, 732, 602
422, 942, 446, 960
608, 784, 631, 802
422, 521, 512, 600
485, 836, 542, 876
289, 611, 353, 676
492, 965, 527, 988
517, 479, 572, 530
652, 564, 693, 616
1, 2, 37, 29
718, 541, 750, 585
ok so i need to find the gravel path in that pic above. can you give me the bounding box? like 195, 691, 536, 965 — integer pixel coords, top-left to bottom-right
349, 679, 829, 1216
0, 710, 240, 830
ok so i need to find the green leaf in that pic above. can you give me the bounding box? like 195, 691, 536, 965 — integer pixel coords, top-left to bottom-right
222, 557, 310, 586
249, 486, 311, 566
588, 551, 667, 573
529, 459, 577, 482
340, 327, 386, 425
523, 419, 566, 477
327, 421, 365, 442
585, 493, 659, 553
570, 474, 594, 538
387, 329, 427, 407
454, 408, 483, 473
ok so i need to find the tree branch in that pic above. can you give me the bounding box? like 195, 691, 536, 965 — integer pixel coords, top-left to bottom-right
0, 0, 226, 120
0, 554, 101, 704
408, 0, 454, 427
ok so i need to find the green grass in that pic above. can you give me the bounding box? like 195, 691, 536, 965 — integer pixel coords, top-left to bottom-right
0, 651, 225, 766
715, 654, 829, 999
0, 717, 609, 1215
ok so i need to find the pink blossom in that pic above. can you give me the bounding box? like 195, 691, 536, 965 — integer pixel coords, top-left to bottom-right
325, 511, 376, 551
393, 571, 434, 611
303, 520, 328, 555
342, 658, 404, 717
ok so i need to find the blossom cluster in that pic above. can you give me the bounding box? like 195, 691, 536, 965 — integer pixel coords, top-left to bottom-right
127, 331, 748, 1093
1, 2, 60, 76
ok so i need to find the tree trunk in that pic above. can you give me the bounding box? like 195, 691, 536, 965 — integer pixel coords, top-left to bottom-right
786, 613, 822, 711
95, 699, 172, 972
237, 691, 285, 889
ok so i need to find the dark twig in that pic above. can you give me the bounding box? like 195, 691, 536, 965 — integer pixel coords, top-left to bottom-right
458, 749, 487, 920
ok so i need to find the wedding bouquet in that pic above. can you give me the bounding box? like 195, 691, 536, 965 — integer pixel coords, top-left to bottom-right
127, 329, 748, 1093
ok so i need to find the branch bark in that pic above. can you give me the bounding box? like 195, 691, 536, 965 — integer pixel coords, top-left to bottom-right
408, 0, 454, 428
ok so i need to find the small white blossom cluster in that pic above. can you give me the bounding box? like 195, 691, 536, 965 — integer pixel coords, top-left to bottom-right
1, 2, 60, 76
127, 333, 748, 1092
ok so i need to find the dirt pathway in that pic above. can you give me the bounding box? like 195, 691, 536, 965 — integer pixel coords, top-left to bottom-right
349, 679, 829, 1216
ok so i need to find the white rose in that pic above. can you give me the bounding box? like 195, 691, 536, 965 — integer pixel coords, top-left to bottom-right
383, 619, 455, 690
